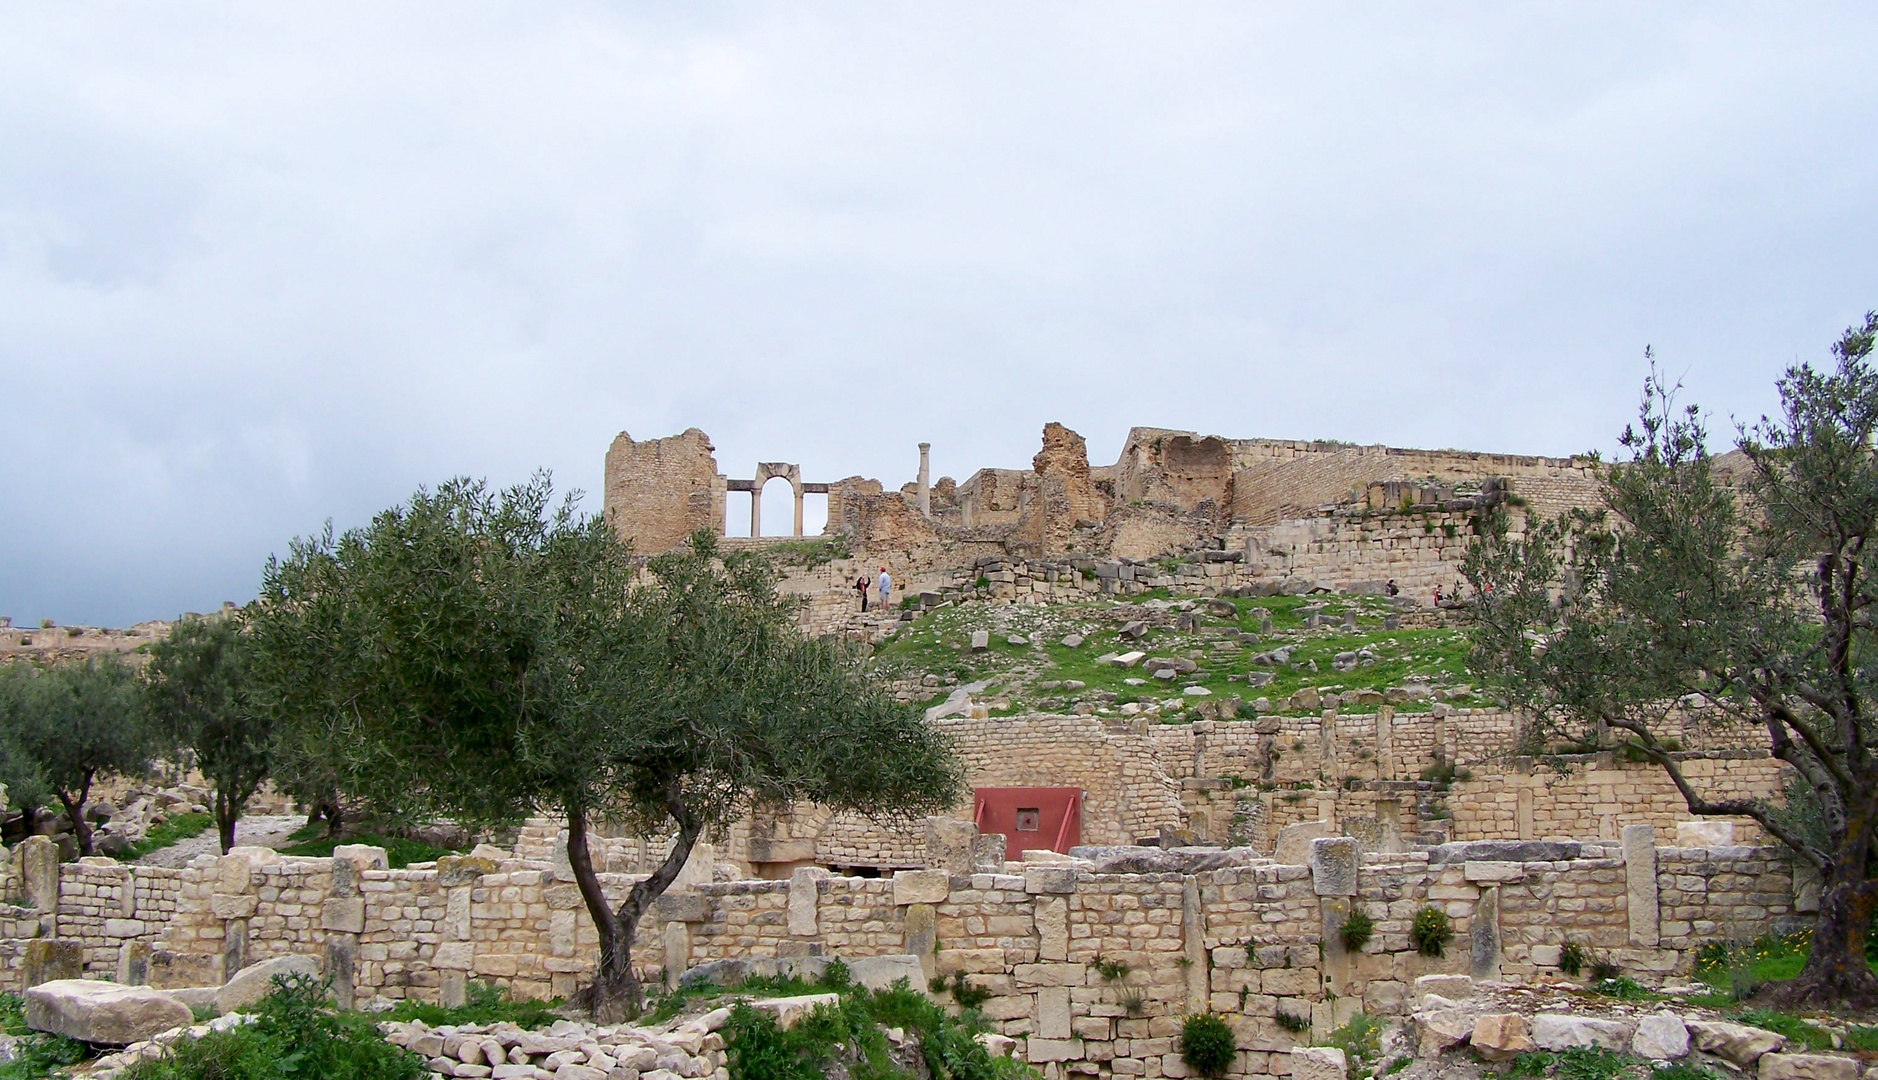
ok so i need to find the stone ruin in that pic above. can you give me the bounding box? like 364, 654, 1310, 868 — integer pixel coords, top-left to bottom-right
0, 424, 1819, 1080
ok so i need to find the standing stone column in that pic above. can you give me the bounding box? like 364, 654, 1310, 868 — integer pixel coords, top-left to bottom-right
1470, 887, 1502, 980
433, 855, 493, 1007
1623, 824, 1660, 947
14, 836, 60, 936
1308, 838, 1358, 1037
325, 845, 387, 1010
213, 849, 272, 983
1375, 705, 1394, 781
917, 443, 932, 519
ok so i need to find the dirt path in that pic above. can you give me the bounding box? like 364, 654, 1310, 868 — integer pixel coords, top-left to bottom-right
134, 813, 308, 867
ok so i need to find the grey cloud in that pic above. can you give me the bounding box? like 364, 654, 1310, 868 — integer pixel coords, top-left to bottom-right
2, 3, 1877, 625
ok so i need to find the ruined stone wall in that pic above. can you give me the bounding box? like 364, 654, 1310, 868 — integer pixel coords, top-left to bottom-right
603, 429, 725, 555
0, 826, 1810, 1080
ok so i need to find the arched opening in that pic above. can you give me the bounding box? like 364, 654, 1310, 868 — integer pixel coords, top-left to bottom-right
758, 476, 796, 536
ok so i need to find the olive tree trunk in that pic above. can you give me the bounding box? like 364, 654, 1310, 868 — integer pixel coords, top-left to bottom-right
564, 802, 705, 1023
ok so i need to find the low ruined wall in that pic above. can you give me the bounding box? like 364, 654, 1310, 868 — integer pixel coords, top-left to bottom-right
0, 825, 1810, 1078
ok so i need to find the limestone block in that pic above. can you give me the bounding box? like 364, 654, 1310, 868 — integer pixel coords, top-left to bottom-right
925, 817, 979, 875
1623, 824, 1660, 947
1676, 821, 1737, 847
971, 631, 990, 652
1111, 651, 1146, 668
433, 942, 474, 971
1307, 837, 1358, 897
211, 893, 257, 920
1025, 866, 1080, 895
1463, 861, 1524, 883
978, 1033, 1017, 1058
972, 834, 1007, 873
1687, 1021, 1789, 1066
15, 836, 60, 914
332, 843, 389, 871
1292, 1047, 1348, 1080
104, 918, 142, 938
751, 993, 841, 1030
939, 949, 1009, 975
1531, 1015, 1635, 1052
1759, 1054, 1858, 1080
847, 955, 925, 992
1632, 1013, 1690, 1060
1413, 1009, 1477, 1056
436, 855, 498, 887
25, 980, 192, 1045
1038, 987, 1071, 1039
322, 897, 366, 934
893, 869, 950, 906
788, 867, 829, 937
1471, 1015, 1534, 1061
904, 903, 937, 979
1273, 821, 1331, 865
1036, 896, 1068, 961
1027, 1038, 1085, 1063
1471, 886, 1501, 981
217, 954, 320, 1015
24, 940, 83, 988
657, 893, 706, 923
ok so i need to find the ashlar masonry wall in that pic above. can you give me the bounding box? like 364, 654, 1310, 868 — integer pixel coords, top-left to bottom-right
0, 823, 1812, 1080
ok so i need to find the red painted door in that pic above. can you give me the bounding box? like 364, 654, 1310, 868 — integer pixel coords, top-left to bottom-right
973, 787, 1082, 861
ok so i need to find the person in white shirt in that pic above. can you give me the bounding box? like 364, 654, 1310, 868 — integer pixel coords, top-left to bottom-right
877, 566, 892, 610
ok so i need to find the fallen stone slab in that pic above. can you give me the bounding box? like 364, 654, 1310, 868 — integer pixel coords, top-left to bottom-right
1471, 1014, 1535, 1061
25, 979, 193, 1046
1413, 974, 1475, 1000
752, 994, 841, 1030
216, 953, 321, 1015
1759, 1053, 1859, 1080
1531, 1014, 1635, 1052
1413, 1009, 1478, 1056
845, 955, 925, 992
1687, 1021, 1789, 1066
1632, 1012, 1690, 1060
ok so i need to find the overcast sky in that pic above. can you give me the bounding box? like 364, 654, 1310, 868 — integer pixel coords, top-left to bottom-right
5, 4, 1878, 627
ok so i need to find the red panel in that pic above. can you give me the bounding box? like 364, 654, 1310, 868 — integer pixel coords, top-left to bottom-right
973, 787, 1083, 861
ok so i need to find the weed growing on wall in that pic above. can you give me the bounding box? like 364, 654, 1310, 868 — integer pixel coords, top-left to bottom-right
1558, 938, 1587, 977
1178, 1013, 1237, 1078
1339, 909, 1374, 952
1409, 905, 1453, 957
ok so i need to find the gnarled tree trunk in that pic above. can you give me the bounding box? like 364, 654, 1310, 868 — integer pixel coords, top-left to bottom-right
564, 799, 705, 1023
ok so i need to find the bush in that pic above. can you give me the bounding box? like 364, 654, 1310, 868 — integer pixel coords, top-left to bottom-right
1557, 1047, 1628, 1080
1340, 909, 1374, 952
1275, 1010, 1311, 1033
124, 973, 426, 1080
1587, 956, 1622, 982
1179, 1013, 1238, 1078
378, 978, 561, 1030
1409, 905, 1453, 957
1558, 938, 1588, 978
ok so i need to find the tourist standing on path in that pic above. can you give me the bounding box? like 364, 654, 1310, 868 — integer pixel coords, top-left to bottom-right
855, 574, 869, 612
878, 566, 892, 611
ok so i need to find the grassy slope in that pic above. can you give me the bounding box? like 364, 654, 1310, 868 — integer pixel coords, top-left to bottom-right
873, 592, 1478, 720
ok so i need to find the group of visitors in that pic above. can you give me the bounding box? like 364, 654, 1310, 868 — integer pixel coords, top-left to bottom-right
855, 566, 891, 612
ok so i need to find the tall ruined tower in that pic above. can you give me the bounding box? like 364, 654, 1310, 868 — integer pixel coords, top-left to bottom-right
602, 429, 726, 554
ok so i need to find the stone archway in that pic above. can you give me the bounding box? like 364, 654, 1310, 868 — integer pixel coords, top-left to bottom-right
751, 462, 804, 537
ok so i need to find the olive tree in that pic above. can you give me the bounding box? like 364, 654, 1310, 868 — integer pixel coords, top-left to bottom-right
143, 614, 272, 854
0, 655, 155, 855
249, 477, 962, 1019
1465, 315, 1878, 1006
0, 665, 55, 835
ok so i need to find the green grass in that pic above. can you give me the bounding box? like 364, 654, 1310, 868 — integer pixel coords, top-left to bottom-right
122, 812, 215, 860
873, 593, 1477, 721
1586, 976, 1657, 1001
279, 825, 463, 869
376, 979, 562, 1030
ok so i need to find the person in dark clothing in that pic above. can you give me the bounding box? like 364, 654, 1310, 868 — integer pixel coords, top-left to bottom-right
856, 574, 870, 612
